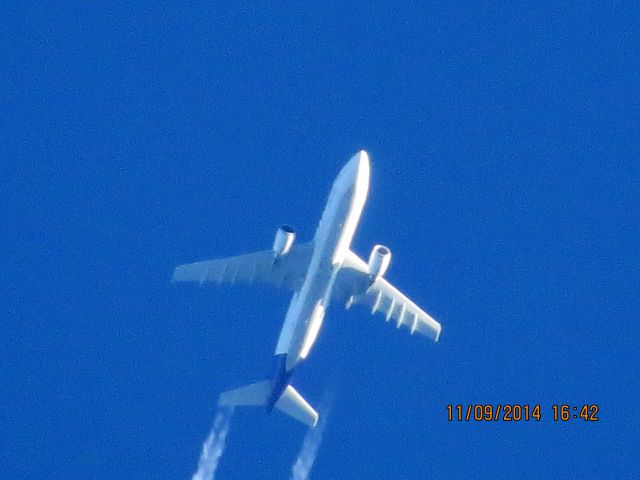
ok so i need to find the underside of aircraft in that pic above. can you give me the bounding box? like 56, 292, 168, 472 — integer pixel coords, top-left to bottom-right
173, 151, 442, 427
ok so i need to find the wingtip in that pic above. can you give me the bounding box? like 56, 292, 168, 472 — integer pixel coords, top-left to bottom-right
170, 267, 181, 283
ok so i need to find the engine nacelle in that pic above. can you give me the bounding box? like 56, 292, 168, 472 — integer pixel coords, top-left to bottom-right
368, 244, 391, 280
273, 225, 295, 258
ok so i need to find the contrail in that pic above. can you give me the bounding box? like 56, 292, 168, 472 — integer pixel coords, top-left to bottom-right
191, 406, 234, 480
290, 385, 337, 480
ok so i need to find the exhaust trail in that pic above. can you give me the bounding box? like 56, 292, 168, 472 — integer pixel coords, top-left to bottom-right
290, 385, 337, 480
191, 406, 234, 480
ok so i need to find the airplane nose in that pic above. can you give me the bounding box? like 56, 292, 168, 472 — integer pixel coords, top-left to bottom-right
356, 150, 369, 168
351, 149, 368, 165
338, 150, 370, 187
354, 150, 370, 179
346, 150, 370, 174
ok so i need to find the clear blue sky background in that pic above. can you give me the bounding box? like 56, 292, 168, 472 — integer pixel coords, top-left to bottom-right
3, 3, 639, 479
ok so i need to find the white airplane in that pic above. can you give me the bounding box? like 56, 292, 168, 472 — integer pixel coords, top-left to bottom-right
173, 151, 441, 427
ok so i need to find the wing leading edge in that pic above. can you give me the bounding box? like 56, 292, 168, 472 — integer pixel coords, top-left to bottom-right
336, 250, 442, 341
172, 242, 313, 291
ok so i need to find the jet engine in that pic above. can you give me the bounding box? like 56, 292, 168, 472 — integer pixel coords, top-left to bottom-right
368, 244, 391, 280
273, 225, 295, 258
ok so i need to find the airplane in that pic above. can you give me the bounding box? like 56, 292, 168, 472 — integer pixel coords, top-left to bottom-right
172, 151, 442, 427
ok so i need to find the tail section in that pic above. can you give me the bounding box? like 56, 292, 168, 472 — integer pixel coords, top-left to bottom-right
276, 385, 318, 427
218, 380, 270, 406
218, 381, 318, 427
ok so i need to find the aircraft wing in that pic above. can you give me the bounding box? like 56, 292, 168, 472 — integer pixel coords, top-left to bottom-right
172, 242, 313, 291
335, 250, 442, 341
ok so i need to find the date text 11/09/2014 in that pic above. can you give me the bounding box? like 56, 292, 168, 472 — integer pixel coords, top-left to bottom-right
446, 404, 600, 422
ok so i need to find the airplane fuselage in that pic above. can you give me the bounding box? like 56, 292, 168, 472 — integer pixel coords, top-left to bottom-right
175, 148, 441, 425
266, 152, 370, 412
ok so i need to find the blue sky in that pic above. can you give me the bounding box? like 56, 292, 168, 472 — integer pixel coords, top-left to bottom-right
3, 2, 639, 479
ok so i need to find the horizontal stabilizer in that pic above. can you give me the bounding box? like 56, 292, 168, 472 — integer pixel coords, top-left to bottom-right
276, 385, 318, 427
218, 380, 270, 406
217, 381, 318, 427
